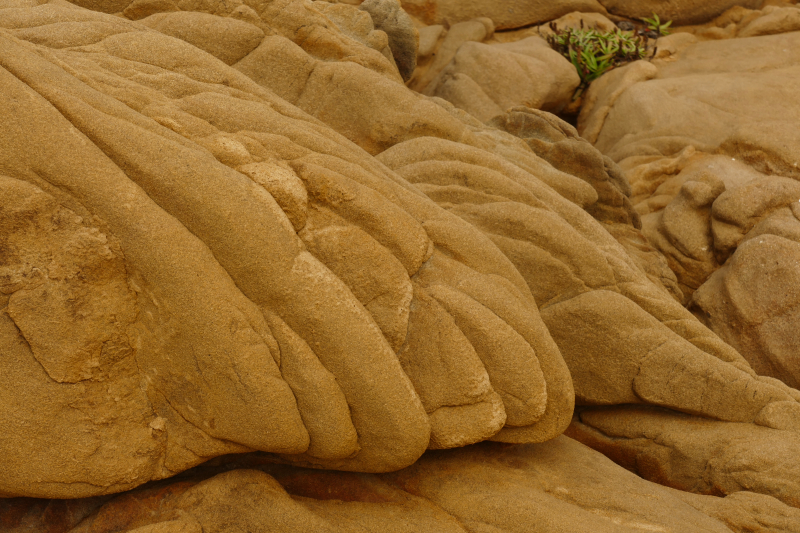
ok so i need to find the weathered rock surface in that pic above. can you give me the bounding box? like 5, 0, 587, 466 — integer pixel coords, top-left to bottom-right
1, 0, 576, 498
5, 436, 787, 533
3, 1, 800, 532
408, 19, 580, 121
669, 488, 800, 533
569, 406, 800, 507
578, 18, 800, 391
600, 0, 763, 26
359, 0, 418, 80
398, 0, 768, 29
137, 11, 264, 65
400, 0, 608, 30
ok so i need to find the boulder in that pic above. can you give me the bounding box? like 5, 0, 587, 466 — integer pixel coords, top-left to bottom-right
2, 436, 771, 533
399, 0, 608, 30
408, 21, 580, 120
599, 0, 763, 25
409, 18, 495, 94
359, 0, 419, 80
578, 23, 800, 391
692, 234, 800, 389
669, 488, 800, 533
424, 37, 580, 120
569, 405, 800, 508
137, 12, 264, 65
0, 0, 574, 497
398, 0, 768, 29
738, 5, 800, 38
311, 0, 402, 79
3, 3, 800, 526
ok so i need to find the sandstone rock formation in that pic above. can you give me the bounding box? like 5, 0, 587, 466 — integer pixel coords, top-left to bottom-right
1, 0, 577, 498
573, 3, 800, 493
600, 0, 763, 26
8, 436, 800, 533
398, 0, 768, 29
358, 0, 418, 80
399, 0, 608, 30
406, 17, 582, 121
580, 7, 800, 394
3, 0, 800, 531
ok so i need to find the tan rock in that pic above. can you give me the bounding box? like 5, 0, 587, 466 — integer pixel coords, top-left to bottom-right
490, 107, 639, 227
233, 35, 318, 104
238, 161, 308, 230
600, 0, 763, 25
137, 12, 264, 65
400, 0, 608, 30
410, 18, 493, 94
397, 284, 506, 449
0, 179, 164, 498
0, 5, 435, 494
578, 60, 659, 146
416, 23, 443, 57
7, 436, 756, 533
736, 5, 800, 37
691, 234, 800, 389
640, 172, 725, 299
122, 0, 178, 21
579, 23, 800, 395
535, 10, 618, 36
359, 0, 419, 80
312, 0, 400, 76
69, 0, 132, 13
710, 176, 800, 259
410, 20, 580, 121
387, 436, 735, 533
425, 37, 580, 120
541, 290, 791, 421
569, 406, 800, 508
0, 0, 589, 497
379, 131, 794, 434
669, 489, 800, 533
5, 2, 800, 522
583, 34, 800, 171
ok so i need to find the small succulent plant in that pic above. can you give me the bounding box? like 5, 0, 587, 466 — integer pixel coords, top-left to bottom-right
642, 13, 672, 36
546, 24, 649, 98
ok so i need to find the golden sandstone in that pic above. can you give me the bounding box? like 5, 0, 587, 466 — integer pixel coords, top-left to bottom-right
2, 0, 800, 531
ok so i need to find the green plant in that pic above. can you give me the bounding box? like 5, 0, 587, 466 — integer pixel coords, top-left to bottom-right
642, 13, 672, 36
546, 25, 648, 98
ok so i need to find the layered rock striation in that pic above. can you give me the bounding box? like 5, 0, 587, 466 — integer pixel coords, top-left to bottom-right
2, 1, 800, 532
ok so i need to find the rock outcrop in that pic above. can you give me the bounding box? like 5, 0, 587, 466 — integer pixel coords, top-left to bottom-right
3, 1, 800, 532
400, 0, 608, 30
359, 0, 418, 80
9, 436, 800, 533
578, 10, 800, 373
574, 3, 800, 492
398, 0, 768, 29
407, 18, 581, 121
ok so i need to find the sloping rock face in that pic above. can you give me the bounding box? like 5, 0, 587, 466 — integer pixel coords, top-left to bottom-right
400, 0, 608, 30
399, 0, 763, 29
407, 18, 581, 121
1, 0, 582, 498
599, 0, 763, 26
359, 0, 418, 81
8, 436, 799, 533
3, 1, 800, 531
575, 4, 800, 493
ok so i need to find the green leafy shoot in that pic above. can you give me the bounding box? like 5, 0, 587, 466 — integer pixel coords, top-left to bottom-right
641, 13, 672, 36
546, 25, 648, 98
